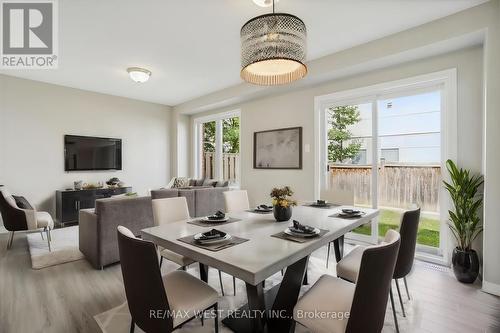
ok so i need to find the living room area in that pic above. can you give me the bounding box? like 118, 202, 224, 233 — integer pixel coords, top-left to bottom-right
1, 1, 500, 332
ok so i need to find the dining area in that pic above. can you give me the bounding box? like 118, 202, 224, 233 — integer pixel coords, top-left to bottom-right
116, 188, 420, 333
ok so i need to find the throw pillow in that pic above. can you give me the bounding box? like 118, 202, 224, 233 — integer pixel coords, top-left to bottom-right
216, 180, 229, 187
195, 178, 205, 186
13, 195, 34, 210
172, 177, 190, 188
202, 179, 218, 187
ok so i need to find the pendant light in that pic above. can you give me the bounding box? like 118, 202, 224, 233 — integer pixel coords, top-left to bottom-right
241, 0, 307, 85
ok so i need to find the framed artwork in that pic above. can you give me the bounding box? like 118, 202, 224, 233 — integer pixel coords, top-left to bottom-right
253, 126, 302, 169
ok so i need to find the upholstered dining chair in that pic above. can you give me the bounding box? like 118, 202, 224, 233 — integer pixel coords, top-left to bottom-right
223, 190, 250, 213
320, 188, 355, 268
152, 197, 230, 296
117, 226, 219, 333
336, 208, 421, 333
292, 229, 401, 333
0, 188, 53, 251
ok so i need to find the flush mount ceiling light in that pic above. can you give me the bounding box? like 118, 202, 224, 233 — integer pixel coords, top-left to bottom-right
127, 67, 151, 83
241, 0, 307, 85
252, 0, 279, 7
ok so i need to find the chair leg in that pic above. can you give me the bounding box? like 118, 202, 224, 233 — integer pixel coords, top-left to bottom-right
218, 270, 225, 296
233, 276, 236, 296
46, 229, 52, 252
395, 279, 406, 317
181, 265, 186, 271
129, 319, 135, 333
403, 276, 410, 300
7, 231, 14, 249
389, 287, 400, 333
48, 228, 52, 242
289, 320, 296, 333
326, 241, 331, 268
40, 229, 45, 240
159, 256, 163, 268
214, 303, 219, 333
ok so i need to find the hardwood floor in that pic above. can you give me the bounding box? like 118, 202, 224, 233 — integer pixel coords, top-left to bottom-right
0, 230, 499, 333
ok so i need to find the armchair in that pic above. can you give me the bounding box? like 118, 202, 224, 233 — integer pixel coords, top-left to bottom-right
0, 188, 53, 251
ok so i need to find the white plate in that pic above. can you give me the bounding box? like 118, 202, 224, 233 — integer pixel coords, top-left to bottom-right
285, 227, 320, 238
194, 233, 232, 244
201, 216, 229, 223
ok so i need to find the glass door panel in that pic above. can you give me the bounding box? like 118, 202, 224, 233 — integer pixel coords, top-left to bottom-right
201, 121, 216, 179
376, 90, 442, 249
323, 102, 374, 238
222, 117, 240, 185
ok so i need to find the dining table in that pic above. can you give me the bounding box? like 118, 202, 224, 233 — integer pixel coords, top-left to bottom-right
141, 205, 379, 333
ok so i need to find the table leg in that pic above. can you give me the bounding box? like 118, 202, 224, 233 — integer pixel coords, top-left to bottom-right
245, 282, 266, 333
333, 235, 345, 262
269, 255, 309, 332
199, 263, 209, 283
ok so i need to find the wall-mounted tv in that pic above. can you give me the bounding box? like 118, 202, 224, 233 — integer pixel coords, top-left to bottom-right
64, 135, 122, 171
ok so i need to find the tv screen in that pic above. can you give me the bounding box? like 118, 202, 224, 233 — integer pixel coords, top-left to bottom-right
64, 135, 122, 171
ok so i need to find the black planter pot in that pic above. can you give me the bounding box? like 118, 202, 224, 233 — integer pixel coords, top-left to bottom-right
273, 205, 292, 222
452, 247, 479, 283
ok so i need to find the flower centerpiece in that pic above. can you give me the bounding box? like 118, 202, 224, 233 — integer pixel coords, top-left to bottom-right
270, 186, 297, 222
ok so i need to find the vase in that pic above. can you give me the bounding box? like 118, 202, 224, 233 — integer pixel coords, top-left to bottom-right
452, 247, 479, 283
273, 205, 292, 222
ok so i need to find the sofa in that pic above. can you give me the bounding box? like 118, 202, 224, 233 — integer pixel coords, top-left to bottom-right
79, 196, 154, 269
150, 186, 228, 217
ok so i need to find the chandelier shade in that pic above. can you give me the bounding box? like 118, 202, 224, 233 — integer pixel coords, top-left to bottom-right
240, 13, 307, 85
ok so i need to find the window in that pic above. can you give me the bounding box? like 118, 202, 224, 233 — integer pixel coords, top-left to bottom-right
380, 148, 399, 163
194, 111, 241, 184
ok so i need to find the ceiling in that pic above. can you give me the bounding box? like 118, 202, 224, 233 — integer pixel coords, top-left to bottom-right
1, 0, 488, 106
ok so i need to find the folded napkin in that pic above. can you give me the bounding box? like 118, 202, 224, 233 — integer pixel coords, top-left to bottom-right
208, 211, 226, 220
291, 220, 316, 234
198, 229, 226, 240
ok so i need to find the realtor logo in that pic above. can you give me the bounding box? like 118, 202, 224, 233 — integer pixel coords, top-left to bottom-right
1, 0, 58, 68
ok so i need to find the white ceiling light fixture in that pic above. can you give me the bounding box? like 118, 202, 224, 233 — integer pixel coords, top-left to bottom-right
252, 0, 279, 8
127, 67, 151, 83
241, 0, 307, 85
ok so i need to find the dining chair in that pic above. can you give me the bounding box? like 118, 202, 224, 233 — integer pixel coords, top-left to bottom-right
152, 197, 229, 296
223, 190, 250, 213
320, 188, 355, 268
0, 188, 53, 251
336, 208, 420, 332
292, 229, 401, 333
117, 226, 219, 333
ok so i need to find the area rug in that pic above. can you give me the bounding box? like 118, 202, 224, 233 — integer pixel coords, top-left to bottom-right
27, 225, 84, 269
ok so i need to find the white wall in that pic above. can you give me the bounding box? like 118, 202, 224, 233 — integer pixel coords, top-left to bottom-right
0, 75, 172, 218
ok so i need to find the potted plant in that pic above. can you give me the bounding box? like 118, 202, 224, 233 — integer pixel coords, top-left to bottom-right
443, 159, 484, 283
270, 186, 297, 222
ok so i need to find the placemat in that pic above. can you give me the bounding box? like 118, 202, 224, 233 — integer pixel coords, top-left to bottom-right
303, 203, 341, 209
271, 229, 329, 243
178, 234, 249, 252
187, 217, 241, 227
246, 209, 273, 214
329, 212, 366, 219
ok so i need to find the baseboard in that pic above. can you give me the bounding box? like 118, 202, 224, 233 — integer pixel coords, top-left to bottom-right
482, 280, 500, 296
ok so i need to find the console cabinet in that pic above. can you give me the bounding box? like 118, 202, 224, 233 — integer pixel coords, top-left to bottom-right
56, 187, 132, 225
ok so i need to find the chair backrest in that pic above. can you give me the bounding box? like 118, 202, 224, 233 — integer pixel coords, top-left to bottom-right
152, 197, 190, 226
0, 188, 28, 231
223, 190, 250, 213
117, 226, 173, 332
346, 229, 400, 333
320, 188, 354, 205
393, 208, 421, 279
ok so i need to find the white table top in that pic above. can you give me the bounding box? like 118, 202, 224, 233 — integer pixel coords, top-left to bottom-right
141, 205, 379, 285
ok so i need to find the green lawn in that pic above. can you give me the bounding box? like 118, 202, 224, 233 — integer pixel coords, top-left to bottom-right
352, 209, 440, 247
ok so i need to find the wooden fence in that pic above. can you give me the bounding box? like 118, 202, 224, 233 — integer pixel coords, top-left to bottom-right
328, 163, 441, 212
203, 152, 240, 183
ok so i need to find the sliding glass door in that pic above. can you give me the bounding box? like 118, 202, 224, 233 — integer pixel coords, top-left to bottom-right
318, 77, 450, 257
